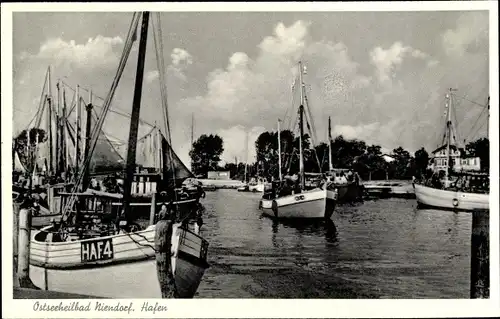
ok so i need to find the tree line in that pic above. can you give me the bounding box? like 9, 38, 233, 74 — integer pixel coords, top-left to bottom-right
15, 128, 489, 182
188, 131, 490, 181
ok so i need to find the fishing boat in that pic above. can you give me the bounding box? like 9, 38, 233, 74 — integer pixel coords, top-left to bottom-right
322, 117, 363, 202
13, 64, 202, 228
260, 62, 337, 219
27, 11, 209, 298
413, 89, 490, 211
29, 191, 208, 298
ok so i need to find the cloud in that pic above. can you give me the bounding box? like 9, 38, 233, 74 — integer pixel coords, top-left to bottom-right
34, 35, 124, 69
145, 70, 159, 83
216, 125, 266, 164
370, 41, 431, 85
171, 48, 193, 66
442, 12, 489, 58
13, 12, 489, 169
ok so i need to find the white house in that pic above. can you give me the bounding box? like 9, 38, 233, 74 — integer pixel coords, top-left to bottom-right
428, 145, 481, 173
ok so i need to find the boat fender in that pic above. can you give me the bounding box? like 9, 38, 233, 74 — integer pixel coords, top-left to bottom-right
272, 200, 278, 218
258, 200, 262, 210
452, 198, 459, 207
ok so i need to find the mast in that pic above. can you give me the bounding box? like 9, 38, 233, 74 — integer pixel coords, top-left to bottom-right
47, 66, 54, 175
277, 119, 282, 182
298, 61, 305, 190
328, 116, 333, 171
244, 131, 249, 183
62, 87, 68, 177
191, 113, 194, 147
156, 124, 162, 173
82, 89, 93, 190
75, 84, 81, 181
487, 96, 490, 139
445, 88, 457, 182
55, 81, 60, 175
122, 11, 150, 224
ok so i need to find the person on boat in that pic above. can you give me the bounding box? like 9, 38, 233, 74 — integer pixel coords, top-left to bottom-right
154, 202, 178, 298
158, 204, 168, 223
194, 202, 205, 235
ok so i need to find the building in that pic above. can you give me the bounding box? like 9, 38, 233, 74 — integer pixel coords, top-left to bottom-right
207, 171, 231, 180
428, 145, 481, 174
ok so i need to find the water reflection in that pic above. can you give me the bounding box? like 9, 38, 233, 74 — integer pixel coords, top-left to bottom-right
271, 218, 338, 244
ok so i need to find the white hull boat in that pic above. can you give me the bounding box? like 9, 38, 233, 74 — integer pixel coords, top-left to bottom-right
413, 183, 489, 211
260, 188, 337, 219
29, 223, 209, 298
248, 183, 265, 193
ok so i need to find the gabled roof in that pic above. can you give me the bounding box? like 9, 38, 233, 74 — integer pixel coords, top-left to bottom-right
431, 144, 465, 155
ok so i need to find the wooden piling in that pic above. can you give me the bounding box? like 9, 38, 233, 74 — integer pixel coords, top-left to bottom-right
470, 209, 489, 298
13, 202, 20, 288
155, 217, 177, 298
149, 192, 156, 225
17, 206, 37, 289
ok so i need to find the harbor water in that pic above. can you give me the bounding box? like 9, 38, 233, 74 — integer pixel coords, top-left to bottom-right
196, 189, 471, 298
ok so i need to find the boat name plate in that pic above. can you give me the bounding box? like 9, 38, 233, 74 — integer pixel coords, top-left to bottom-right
81, 237, 114, 262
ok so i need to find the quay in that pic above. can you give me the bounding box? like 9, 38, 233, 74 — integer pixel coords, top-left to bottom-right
197, 179, 246, 190
14, 287, 102, 299
362, 179, 415, 199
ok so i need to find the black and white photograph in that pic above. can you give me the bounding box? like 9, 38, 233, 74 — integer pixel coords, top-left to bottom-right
2, 1, 499, 318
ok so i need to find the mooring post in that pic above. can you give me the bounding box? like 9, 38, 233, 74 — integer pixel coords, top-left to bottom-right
18, 205, 37, 289
149, 192, 157, 225
13, 202, 20, 287
155, 214, 177, 298
470, 209, 489, 298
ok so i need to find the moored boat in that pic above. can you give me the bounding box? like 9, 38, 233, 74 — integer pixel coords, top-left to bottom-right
259, 61, 337, 219
30, 220, 209, 298
260, 187, 336, 219
413, 182, 488, 211
413, 89, 489, 211
27, 11, 210, 298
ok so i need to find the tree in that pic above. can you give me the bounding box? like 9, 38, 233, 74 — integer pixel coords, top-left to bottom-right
223, 162, 238, 179
330, 135, 367, 169
414, 147, 429, 178
189, 134, 224, 177
14, 128, 47, 172
466, 137, 489, 172
352, 144, 387, 180
391, 146, 413, 179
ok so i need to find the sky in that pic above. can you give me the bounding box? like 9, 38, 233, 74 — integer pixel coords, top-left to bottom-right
12, 10, 490, 169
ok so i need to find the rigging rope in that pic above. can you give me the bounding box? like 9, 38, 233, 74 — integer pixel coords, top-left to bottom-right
152, 12, 180, 199
24, 69, 49, 132
61, 12, 141, 223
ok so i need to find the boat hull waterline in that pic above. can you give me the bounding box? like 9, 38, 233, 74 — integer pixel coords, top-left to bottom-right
29, 224, 209, 298
260, 188, 337, 219
413, 183, 489, 211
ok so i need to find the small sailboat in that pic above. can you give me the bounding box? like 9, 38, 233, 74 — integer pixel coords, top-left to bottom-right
28, 11, 209, 298
413, 89, 489, 211
260, 62, 337, 219
323, 117, 363, 202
